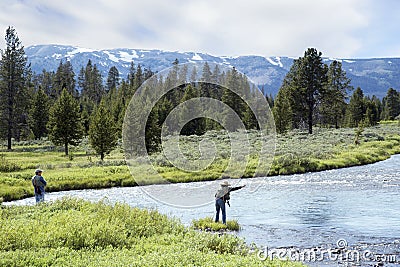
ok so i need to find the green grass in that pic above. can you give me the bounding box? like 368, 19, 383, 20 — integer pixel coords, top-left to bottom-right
0, 198, 304, 267
0, 124, 399, 202
192, 216, 241, 231
379, 120, 399, 125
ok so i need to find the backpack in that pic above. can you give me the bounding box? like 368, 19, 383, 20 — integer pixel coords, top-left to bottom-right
33, 175, 43, 194
215, 188, 230, 201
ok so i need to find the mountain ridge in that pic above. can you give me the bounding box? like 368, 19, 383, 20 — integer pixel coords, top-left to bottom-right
25, 44, 400, 98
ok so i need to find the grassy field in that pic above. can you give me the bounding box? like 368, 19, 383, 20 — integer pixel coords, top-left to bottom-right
0, 198, 304, 267
0, 124, 399, 202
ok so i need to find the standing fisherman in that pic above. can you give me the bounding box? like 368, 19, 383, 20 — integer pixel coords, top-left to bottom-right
215, 181, 245, 224
32, 169, 47, 203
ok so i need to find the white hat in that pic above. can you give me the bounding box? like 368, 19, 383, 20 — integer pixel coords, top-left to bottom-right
220, 181, 230, 186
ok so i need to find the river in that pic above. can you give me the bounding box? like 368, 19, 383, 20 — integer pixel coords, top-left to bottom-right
5, 155, 400, 266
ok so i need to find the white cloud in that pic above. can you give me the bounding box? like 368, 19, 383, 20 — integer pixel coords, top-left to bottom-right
0, 0, 394, 58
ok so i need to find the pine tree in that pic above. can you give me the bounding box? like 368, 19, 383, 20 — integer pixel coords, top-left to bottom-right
274, 60, 305, 130
320, 60, 352, 128
382, 88, 400, 120
345, 87, 366, 127
275, 48, 328, 133
180, 84, 203, 135
371, 95, 383, 121
222, 67, 244, 131
133, 64, 143, 92
200, 62, 212, 97
89, 99, 118, 160
54, 60, 77, 98
80, 107, 90, 136
80, 60, 104, 104
33, 70, 55, 98
47, 89, 83, 155
106, 66, 120, 93
145, 104, 161, 154
29, 89, 49, 139
293, 48, 328, 134
0, 26, 30, 149
178, 64, 188, 85
273, 86, 292, 134
364, 96, 379, 126
127, 62, 136, 87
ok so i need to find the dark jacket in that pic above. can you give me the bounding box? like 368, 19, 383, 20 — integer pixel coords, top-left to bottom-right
32, 175, 47, 194
215, 186, 244, 202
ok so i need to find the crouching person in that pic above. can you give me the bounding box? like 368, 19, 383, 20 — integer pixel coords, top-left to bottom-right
32, 169, 47, 203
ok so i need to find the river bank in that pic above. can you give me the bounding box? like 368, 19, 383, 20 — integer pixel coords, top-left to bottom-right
1, 124, 399, 202
0, 198, 305, 267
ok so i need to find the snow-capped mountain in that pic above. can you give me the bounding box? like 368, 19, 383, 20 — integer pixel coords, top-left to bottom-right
25, 44, 400, 98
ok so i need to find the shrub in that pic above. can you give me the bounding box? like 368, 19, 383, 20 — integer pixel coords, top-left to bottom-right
192, 216, 240, 231
0, 154, 21, 172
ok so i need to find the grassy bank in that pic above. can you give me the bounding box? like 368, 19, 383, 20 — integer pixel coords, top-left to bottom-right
1, 124, 399, 202
0, 198, 303, 267
192, 217, 241, 231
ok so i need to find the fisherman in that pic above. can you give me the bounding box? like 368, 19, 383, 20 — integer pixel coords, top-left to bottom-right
32, 169, 47, 203
215, 181, 245, 224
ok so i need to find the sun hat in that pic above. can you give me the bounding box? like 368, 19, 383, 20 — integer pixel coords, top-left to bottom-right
220, 181, 230, 186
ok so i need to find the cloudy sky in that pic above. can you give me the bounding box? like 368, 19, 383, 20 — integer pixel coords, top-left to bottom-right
0, 0, 398, 58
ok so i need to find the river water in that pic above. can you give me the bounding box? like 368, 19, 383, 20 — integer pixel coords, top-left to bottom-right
5, 155, 400, 266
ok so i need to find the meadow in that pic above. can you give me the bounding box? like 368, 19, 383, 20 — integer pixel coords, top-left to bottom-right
0, 123, 399, 202
0, 198, 304, 267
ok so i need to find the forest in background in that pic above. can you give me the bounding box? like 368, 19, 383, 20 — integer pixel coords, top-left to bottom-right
1, 26, 400, 160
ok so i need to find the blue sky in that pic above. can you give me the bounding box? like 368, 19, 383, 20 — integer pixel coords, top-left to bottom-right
0, 0, 399, 58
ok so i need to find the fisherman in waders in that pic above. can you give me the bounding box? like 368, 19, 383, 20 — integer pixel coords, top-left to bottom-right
215, 181, 245, 224
32, 169, 47, 203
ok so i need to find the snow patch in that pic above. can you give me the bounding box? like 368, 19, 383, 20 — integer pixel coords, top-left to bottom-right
266, 57, 283, 68
67, 47, 95, 57
118, 50, 139, 62
191, 53, 203, 61
388, 61, 393, 64
343, 60, 355, 63
103, 51, 119, 62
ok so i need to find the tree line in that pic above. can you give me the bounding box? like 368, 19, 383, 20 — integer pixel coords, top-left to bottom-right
0, 27, 261, 158
272, 48, 400, 134
1, 27, 400, 159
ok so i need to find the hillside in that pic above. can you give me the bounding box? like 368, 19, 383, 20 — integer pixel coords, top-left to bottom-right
25, 45, 400, 98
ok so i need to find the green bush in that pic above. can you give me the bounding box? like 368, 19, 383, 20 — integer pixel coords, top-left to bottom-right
192, 216, 240, 231
0, 154, 21, 172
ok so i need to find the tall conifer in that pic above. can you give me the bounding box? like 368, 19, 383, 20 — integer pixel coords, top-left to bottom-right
0, 26, 30, 149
